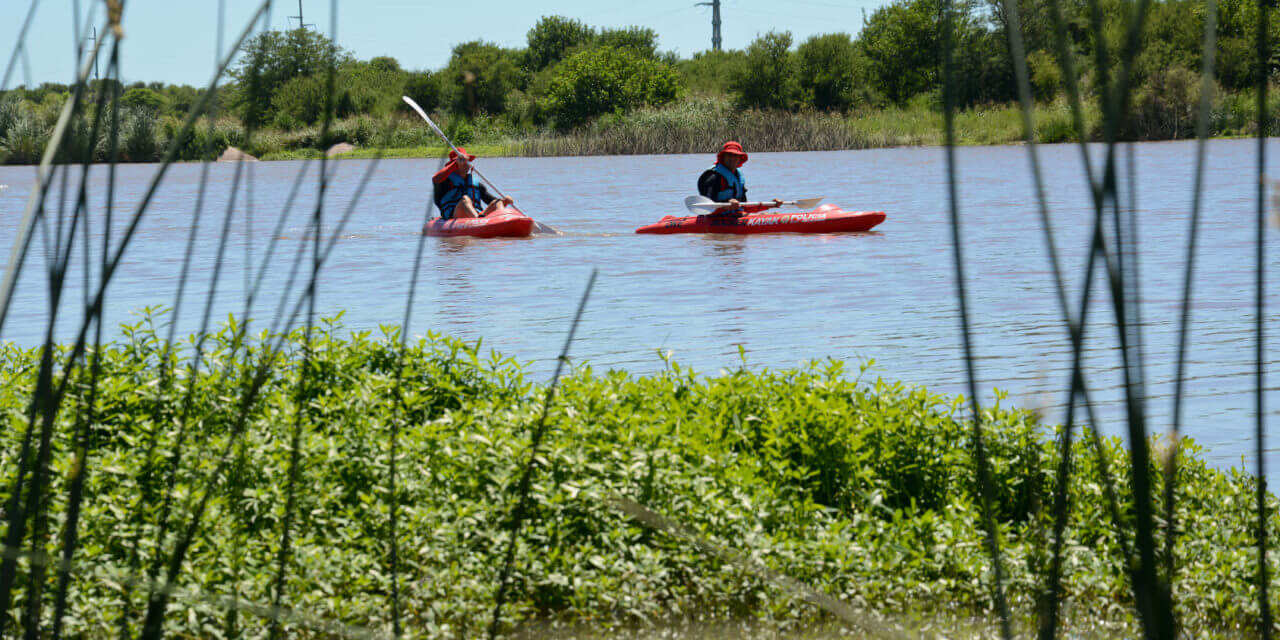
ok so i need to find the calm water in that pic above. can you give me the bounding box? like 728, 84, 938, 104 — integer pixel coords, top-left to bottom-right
1, 140, 1278, 473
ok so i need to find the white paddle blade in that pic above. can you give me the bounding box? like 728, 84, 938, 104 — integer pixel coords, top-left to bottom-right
791, 197, 824, 209
531, 220, 562, 235
684, 195, 724, 213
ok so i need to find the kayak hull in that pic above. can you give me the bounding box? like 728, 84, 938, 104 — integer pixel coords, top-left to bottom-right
635, 204, 885, 235
423, 209, 534, 238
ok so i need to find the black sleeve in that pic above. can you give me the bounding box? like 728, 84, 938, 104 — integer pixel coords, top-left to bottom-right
476, 183, 496, 206
697, 170, 718, 199
432, 181, 448, 211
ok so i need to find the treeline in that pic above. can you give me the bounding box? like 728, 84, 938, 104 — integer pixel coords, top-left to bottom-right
1, 0, 1277, 163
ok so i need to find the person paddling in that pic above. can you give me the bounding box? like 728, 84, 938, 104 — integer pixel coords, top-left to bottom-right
697, 141, 781, 214
432, 147, 513, 219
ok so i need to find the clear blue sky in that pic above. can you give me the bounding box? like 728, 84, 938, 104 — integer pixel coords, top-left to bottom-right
1, 0, 883, 88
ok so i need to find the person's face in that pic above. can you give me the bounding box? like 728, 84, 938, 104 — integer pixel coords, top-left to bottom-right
721, 154, 742, 170
457, 156, 471, 172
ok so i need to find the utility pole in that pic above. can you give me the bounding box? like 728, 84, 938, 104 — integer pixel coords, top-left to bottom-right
288, 0, 315, 30
694, 0, 722, 51
86, 26, 99, 80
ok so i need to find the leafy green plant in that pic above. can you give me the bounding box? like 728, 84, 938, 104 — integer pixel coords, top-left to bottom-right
544, 46, 682, 129
729, 31, 798, 111
795, 33, 876, 111
2, 315, 1276, 637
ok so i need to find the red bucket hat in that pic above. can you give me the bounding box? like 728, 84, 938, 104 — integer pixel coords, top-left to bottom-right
432, 146, 478, 184
716, 140, 748, 165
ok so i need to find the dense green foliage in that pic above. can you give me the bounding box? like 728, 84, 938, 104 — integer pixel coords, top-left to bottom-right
544, 47, 682, 128
1, 315, 1277, 637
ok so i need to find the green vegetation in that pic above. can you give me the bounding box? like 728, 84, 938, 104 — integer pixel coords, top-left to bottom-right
1, 0, 1278, 163
2, 313, 1276, 636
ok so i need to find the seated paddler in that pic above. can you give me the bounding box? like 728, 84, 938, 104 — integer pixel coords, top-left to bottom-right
432, 147, 513, 219
696, 141, 782, 214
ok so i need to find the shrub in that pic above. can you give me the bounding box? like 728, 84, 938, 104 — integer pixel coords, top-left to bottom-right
271, 74, 328, 126
403, 70, 442, 114
729, 31, 798, 111
526, 15, 595, 71
120, 106, 160, 162
795, 32, 872, 111
597, 26, 660, 59
676, 50, 748, 96
1027, 49, 1062, 101
3, 319, 1277, 637
0, 94, 23, 142
121, 86, 166, 112
1131, 66, 1203, 140
860, 0, 941, 106
544, 46, 683, 129
231, 28, 351, 127
1, 110, 49, 164
443, 41, 524, 116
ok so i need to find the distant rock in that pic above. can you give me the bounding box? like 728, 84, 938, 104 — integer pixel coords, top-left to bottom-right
325, 142, 356, 157
218, 146, 258, 163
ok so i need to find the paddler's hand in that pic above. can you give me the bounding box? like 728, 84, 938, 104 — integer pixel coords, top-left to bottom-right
728, 198, 741, 210
772, 198, 784, 208
501, 196, 514, 206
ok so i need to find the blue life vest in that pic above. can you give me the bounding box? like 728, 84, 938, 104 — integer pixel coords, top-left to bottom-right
438, 172, 483, 219
709, 163, 746, 201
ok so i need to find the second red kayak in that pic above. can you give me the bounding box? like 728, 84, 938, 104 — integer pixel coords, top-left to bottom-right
422, 208, 534, 238
635, 204, 886, 235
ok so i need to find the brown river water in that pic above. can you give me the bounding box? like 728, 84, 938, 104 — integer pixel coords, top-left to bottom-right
1, 139, 1278, 474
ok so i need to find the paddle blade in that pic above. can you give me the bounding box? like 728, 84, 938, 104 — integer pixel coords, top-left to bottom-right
684, 195, 722, 213
402, 95, 447, 140
792, 197, 824, 209
532, 220, 563, 235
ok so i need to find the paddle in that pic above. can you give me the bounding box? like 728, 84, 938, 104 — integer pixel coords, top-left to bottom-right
402, 95, 561, 236
682, 195, 824, 214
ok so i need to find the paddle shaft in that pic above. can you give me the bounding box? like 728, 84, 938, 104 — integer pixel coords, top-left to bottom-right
402, 97, 513, 204
402, 96, 563, 234
685, 196, 824, 212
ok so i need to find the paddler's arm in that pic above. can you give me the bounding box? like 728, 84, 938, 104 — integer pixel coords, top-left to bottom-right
477, 184, 514, 208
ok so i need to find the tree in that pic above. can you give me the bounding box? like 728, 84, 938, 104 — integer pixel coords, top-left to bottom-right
598, 26, 660, 59
444, 41, 524, 116
162, 84, 200, 116
676, 50, 748, 96
860, 0, 942, 105
730, 31, 798, 110
121, 87, 166, 113
795, 33, 870, 111
403, 71, 442, 113
544, 46, 682, 128
271, 74, 328, 125
231, 28, 350, 127
526, 15, 595, 71
336, 59, 408, 117
369, 56, 402, 73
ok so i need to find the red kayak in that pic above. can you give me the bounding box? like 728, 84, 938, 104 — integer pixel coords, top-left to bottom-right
635, 204, 885, 235
422, 208, 535, 238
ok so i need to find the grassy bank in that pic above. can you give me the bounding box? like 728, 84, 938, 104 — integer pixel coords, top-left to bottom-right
2, 314, 1276, 637
5, 92, 1278, 165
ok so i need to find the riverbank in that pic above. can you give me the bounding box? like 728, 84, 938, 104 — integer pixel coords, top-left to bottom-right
4, 93, 1277, 165
1, 316, 1274, 638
